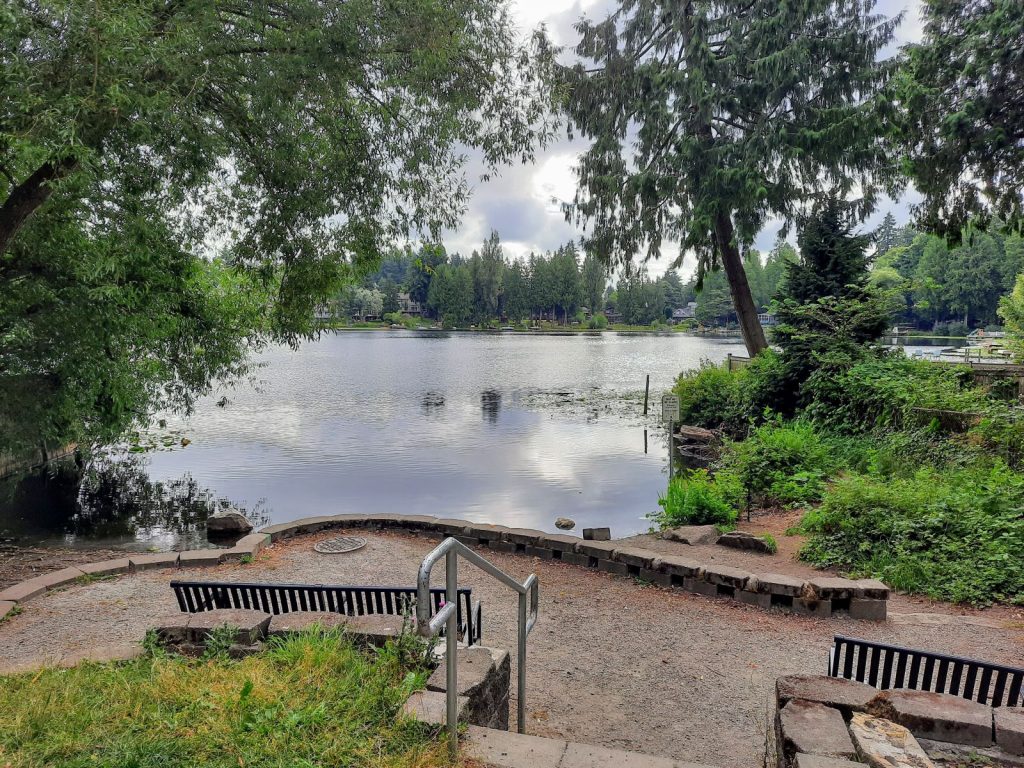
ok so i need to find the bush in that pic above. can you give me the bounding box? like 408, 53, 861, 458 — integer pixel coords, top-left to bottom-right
588, 313, 608, 330
654, 469, 741, 527
799, 463, 1024, 605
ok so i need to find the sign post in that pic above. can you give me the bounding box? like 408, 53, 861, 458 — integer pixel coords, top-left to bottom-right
661, 393, 680, 478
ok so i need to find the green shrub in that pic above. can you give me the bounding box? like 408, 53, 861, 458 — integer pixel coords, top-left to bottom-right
799, 463, 1024, 605
759, 534, 778, 554
673, 361, 748, 432
588, 313, 608, 330
654, 469, 741, 527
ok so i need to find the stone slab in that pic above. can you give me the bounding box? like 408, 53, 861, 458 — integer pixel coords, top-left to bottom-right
597, 559, 628, 576
778, 699, 858, 762
267, 611, 351, 636
717, 530, 774, 553
757, 573, 807, 597
575, 540, 618, 559
849, 711, 935, 768
683, 577, 719, 597
487, 540, 518, 554
344, 614, 406, 647
432, 518, 473, 536
154, 612, 192, 644
795, 756, 867, 768
560, 552, 590, 567
868, 690, 993, 747
702, 563, 754, 589
776, 675, 877, 716
639, 568, 672, 587
501, 528, 545, 546
654, 555, 705, 579
383, 514, 439, 531
178, 549, 225, 568
465, 725, 566, 768
426, 647, 496, 696
537, 533, 581, 553
0, 601, 16, 620
0, 578, 48, 603
582, 527, 611, 541
560, 742, 677, 768
402, 690, 468, 726
129, 552, 180, 571
996, 707, 1024, 755
808, 577, 858, 599
524, 545, 554, 560
78, 558, 131, 577
186, 609, 271, 645
849, 598, 887, 621
661, 525, 720, 545
611, 546, 655, 569
465, 524, 510, 542
854, 579, 891, 599
738, 590, 771, 609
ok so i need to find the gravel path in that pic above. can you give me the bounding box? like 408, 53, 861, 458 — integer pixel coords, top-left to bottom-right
1, 530, 1022, 768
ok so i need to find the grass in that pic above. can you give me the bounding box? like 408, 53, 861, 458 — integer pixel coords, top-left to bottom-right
0, 629, 457, 768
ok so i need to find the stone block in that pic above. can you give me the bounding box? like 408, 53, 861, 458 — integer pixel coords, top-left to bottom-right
402, 690, 469, 727
501, 528, 544, 546
267, 611, 351, 636
639, 568, 672, 587
289, 515, 342, 534
537, 533, 580, 553
178, 549, 225, 568
259, 521, 300, 541
560, 743, 677, 768
385, 514, 438, 532
0, 578, 50, 603
793, 598, 832, 618
345, 614, 405, 647
867, 690, 993, 747
455, 535, 482, 549
464, 523, 509, 542
848, 711, 935, 768
41, 566, 88, 588
524, 545, 553, 560
776, 675, 876, 716
794, 756, 866, 768
597, 559, 628, 576
486, 540, 518, 554
0, 601, 15, 620
611, 546, 655, 570
778, 699, 858, 764
465, 725, 566, 768
718, 530, 774, 553
854, 579, 891, 600
234, 532, 271, 553
661, 524, 719, 545
427, 647, 495, 696
227, 642, 263, 658
757, 573, 807, 597
703, 563, 754, 590
808, 577, 858, 600
154, 613, 192, 645
849, 598, 887, 621
683, 577, 719, 598
575, 539, 618, 559
78, 558, 131, 577
995, 707, 1024, 755
364, 513, 416, 529
560, 551, 591, 567
738, 590, 771, 609
129, 552, 180, 572
432, 518, 472, 536
186, 609, 271, 645
582, 527, 610, 541
654, 555, 705, 580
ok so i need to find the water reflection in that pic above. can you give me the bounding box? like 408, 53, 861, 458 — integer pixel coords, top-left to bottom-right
0, 457, 268, 550
481, 390, 502, 424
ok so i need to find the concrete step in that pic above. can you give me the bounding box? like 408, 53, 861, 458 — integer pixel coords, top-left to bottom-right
465, 725, 722, 768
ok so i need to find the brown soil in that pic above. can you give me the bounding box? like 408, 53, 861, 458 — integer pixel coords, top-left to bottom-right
1, 530, 1022, 768
0, 546, 128, 590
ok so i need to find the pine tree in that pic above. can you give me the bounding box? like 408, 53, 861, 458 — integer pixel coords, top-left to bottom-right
563, 0, 899, 356
874, 213, 899, 255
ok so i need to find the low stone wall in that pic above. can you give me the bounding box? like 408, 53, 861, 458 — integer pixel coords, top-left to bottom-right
774, 674, 1024, 767
0, 513, 889, 621
260, 514, 890, 620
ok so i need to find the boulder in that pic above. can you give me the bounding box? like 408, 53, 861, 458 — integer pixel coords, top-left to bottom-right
867, 690, 993, 747
717, 530, 774, 553
206, 509, 253, 536
995, 707, 1024, 755
778, 699, 858, 764
776, 675, 877, 715
186, 609, 271, 645
661, 525, 719, 545
555, 517, 576, 530
848, 712, 935, 768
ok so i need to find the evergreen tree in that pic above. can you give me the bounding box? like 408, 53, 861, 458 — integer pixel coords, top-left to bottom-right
502, 260, 531, 324
563, 0, 899, 356
874, 213, 900, 255
550, 244, 583, 323
380, 278, 401, 314
469, 231, 505, 323
581, 251, 608, 315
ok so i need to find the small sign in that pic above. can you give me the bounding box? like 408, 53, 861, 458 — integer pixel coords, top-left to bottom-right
661, 393, 680, 423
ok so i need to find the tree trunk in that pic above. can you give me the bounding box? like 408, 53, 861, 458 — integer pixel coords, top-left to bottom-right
713, 211, 768, 356
0, 156, 79, 256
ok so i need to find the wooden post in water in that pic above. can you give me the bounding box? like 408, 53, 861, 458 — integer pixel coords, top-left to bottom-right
643, 374, 650, 416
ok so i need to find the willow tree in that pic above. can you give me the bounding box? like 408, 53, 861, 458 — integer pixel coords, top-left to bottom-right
563, 0, 898, 356
0, 0, 554, 454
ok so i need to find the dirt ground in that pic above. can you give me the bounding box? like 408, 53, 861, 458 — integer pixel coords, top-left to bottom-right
1, 530, 1021, 768
0, 545, 128, 590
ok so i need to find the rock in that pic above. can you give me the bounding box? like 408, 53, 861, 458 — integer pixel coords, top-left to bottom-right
427, 647, 496, 696
582, 527, 611, 541
267, 611, 351, 636
995, 707, 1024, 755
186, 608, 271, 645
554, 517, 575, 530
676, 425, 719, 443
776, 675, 878, 715
867, 690, 993, 747
717, 530, 774, 553
661, 525, 719, 545
702, 563, 755, 590
808, 577, 859, 600
206, 509, 253, 536
778, 699, 859, 764
848, 712, 935, 768
756, 573, 807, 597
794, 756, 866, 768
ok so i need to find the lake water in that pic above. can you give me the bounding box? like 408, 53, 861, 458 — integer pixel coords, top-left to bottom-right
0, 331, 746, 551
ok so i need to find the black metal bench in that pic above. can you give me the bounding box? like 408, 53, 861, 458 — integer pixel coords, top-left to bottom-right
829, 635, 1024, 707
170, 580, 482, 646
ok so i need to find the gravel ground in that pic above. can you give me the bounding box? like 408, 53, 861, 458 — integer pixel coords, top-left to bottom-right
1, 530, 1022, 768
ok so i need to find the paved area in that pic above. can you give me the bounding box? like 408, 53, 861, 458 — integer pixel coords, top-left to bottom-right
0, 530, 1021, 768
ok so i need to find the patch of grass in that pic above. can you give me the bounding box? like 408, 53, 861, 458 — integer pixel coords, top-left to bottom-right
653, 469, 742, 527
759, 534, 778, 555
0, 629, 454, 768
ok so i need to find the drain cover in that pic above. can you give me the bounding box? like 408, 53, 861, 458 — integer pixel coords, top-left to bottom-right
313, 535, 367, 554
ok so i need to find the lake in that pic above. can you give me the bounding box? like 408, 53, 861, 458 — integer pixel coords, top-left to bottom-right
0, 331, 746, 550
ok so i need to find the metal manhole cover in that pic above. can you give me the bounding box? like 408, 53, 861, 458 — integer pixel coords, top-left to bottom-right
314, 536, 367, 554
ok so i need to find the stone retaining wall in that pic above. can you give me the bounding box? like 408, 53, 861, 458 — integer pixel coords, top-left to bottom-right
0, 514, 889, 621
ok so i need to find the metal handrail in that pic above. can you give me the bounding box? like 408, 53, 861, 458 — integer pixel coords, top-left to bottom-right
416, 537, 539, 754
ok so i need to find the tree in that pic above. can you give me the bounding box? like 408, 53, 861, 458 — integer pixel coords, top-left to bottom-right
0, 0, 554, 454
502, 259, 531, 324
404, 244, 448, 317
427, 264, 474, 326
660, 270, 687, 312
549, 245, 582, 323
581, 251, 607, 315
563, 0, 899, 356
469, 232, 504, 323
999, 274, 1024, 361
380, 278, 401, 314
895, 0, 1024, 236
874, 213, 900, 255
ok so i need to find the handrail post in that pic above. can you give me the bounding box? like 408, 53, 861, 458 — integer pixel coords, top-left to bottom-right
517, 591, 527, 733
446, 551, 458, 755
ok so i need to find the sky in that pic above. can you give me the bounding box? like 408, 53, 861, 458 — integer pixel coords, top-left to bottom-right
439, 0, 925, 280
